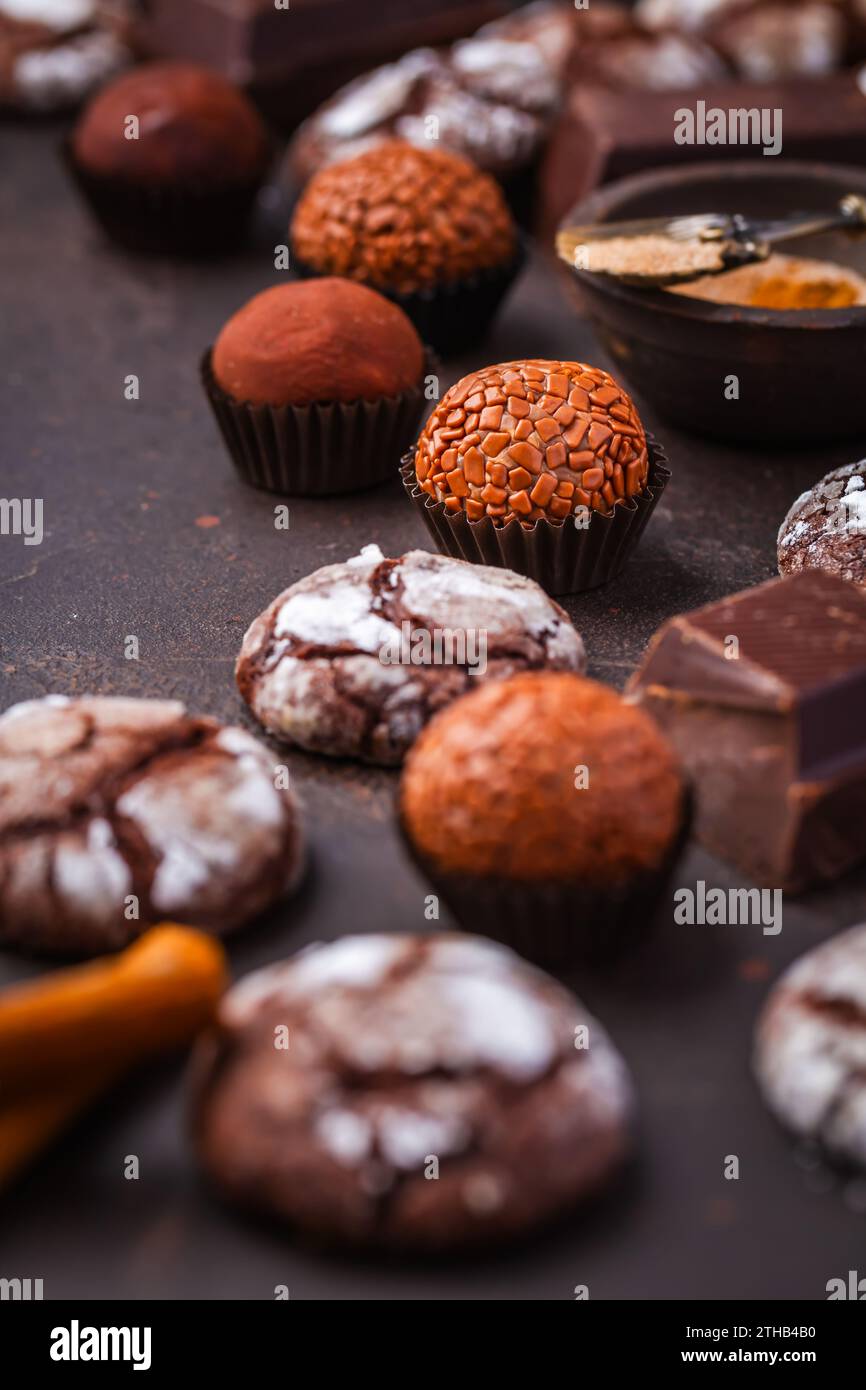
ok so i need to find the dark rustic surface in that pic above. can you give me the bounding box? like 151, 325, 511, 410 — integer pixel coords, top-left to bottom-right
2, 121, 865, 1300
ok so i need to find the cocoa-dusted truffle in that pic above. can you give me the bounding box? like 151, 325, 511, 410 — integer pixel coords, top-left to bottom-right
211, 278, 424, 407
402, 672, 684, 884
71, 60, 268, 185
290, 140, 516, 295
399, 672, 687, 965
414, 359, 649, 527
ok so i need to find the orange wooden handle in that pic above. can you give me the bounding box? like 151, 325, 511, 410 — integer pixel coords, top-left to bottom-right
0, 925, 228, 1098
0, 1061, 123, 1189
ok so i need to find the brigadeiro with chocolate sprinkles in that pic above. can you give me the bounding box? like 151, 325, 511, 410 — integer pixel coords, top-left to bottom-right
65, 61, 270, 255
777, 459, 866, 588
235, 544, 586, 766
201, 277, 433, 496
192, 933, 636, 1250
399, 672, 689, 967
289, 140, 523, 353
402, 358, 670, 593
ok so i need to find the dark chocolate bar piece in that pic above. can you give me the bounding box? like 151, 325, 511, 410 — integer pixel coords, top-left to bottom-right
626, 571, 866, 892
540, 71, 866, 235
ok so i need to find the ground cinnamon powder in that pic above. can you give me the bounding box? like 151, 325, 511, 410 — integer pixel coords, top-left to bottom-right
670, 252, 866, 310
746, 277, 858, 309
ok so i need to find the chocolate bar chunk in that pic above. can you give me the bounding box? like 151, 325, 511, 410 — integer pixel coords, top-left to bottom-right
540, 70, 866, 234
626, 571, 866, 892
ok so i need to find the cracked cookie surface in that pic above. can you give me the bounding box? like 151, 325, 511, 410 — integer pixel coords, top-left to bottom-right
754, 923, 866, 1167
192, 932, 635, 1250
235, 544, 586, 766
777, 460, 866, 588
0, 694, 304, 956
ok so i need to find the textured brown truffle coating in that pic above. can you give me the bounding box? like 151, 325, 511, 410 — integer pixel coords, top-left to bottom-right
401, 672, 684, 882
290, 140, 516, 294
71, 61, 269, 185
212, 278, 425, 407
415, 359, 649, 528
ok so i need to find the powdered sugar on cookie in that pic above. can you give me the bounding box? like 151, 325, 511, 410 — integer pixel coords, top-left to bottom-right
236, 547, 585, 765
195, 933, 634, 1247
0, 695, 303, 954
754, 923, 866, 1166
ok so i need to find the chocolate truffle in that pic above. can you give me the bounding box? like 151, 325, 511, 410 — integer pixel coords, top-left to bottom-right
211, 278, 424, 408
414, 359, 649, 527
0, 695, 304, 956
202, 277, 431, 494
235, 544, 586, 765
626, 571, 866, 891
754, 923, 866, 1167
399, 672, 687, 964
192, 933, 636, 1250
71, 60, 268, 186
777, 459, 866, 587
290, 141, 517, 295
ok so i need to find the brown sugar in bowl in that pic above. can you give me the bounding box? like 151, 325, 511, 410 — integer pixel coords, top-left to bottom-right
290, 140, 516, 292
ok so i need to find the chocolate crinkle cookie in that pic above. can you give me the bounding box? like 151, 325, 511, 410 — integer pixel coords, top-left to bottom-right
0, 695, 304, 956
635, 0, 847, 82
0, 1, 132, 113
192, 932, 635, 1250
287, 3, 569, 186
235, 544, 586, 766
778, 460, 866, 587
754, 924, 866, 1167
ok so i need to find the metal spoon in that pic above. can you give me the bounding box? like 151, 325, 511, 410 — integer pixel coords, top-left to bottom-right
556, 194, 866, 287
